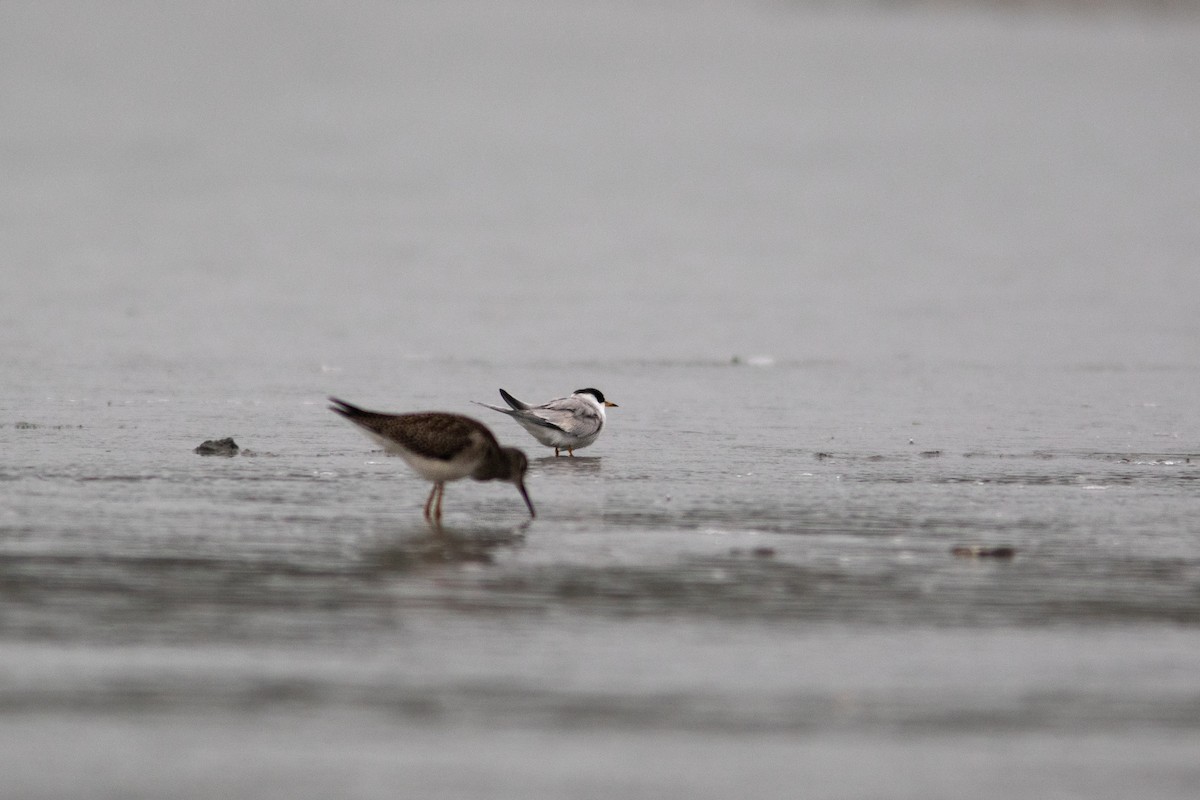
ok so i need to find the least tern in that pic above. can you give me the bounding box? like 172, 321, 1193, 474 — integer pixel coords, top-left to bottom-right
329, 397, 535, 523
473, 387, 618, 457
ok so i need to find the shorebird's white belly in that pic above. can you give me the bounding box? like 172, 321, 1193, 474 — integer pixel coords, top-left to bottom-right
397, 451, 473, 482
363, 431, 473, 482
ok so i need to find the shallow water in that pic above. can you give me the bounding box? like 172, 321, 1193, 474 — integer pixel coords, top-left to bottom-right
4, 2, 1200, 798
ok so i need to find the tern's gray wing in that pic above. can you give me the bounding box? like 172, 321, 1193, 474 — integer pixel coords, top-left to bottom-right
524, 396, 602, 437
498, 389, 531, 411
470, 399, 554, 425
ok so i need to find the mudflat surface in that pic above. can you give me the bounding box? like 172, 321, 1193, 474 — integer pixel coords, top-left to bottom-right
3, 2, 1199, 797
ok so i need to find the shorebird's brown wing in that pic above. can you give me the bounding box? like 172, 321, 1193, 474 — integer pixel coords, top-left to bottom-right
380, 413, 494, 460
329, 399, 494, 461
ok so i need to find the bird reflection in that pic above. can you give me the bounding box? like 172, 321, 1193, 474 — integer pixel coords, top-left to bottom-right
533, 455, 602, 474
360, 522, 529, 572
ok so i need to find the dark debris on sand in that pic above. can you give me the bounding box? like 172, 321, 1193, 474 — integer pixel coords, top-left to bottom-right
194, 437, 240, 457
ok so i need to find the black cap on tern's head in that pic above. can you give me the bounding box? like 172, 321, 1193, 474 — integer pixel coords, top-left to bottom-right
575, 387, 618, 408
502, 447, 536, 517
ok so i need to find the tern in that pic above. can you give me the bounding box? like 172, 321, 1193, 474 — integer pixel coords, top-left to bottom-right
473, 387, 617, 457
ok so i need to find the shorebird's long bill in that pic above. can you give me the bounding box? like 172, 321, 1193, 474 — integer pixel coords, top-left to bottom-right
517, 481, 536, 518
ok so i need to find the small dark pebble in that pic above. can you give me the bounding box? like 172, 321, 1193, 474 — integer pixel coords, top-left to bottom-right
951, 545, 1016, 559
195, 437, 240, 457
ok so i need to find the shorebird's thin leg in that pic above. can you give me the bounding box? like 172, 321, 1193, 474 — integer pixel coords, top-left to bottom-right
434, 482, 445, 520
567, 447, 574, 457
424, 484, 438, 519
554, 447, 560, 457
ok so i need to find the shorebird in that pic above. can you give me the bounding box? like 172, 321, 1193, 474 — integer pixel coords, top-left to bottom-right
473, 387, 617, 457
328, 397, 535, 523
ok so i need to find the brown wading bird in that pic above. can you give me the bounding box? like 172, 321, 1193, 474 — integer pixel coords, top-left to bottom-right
328, 397, 535, 523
